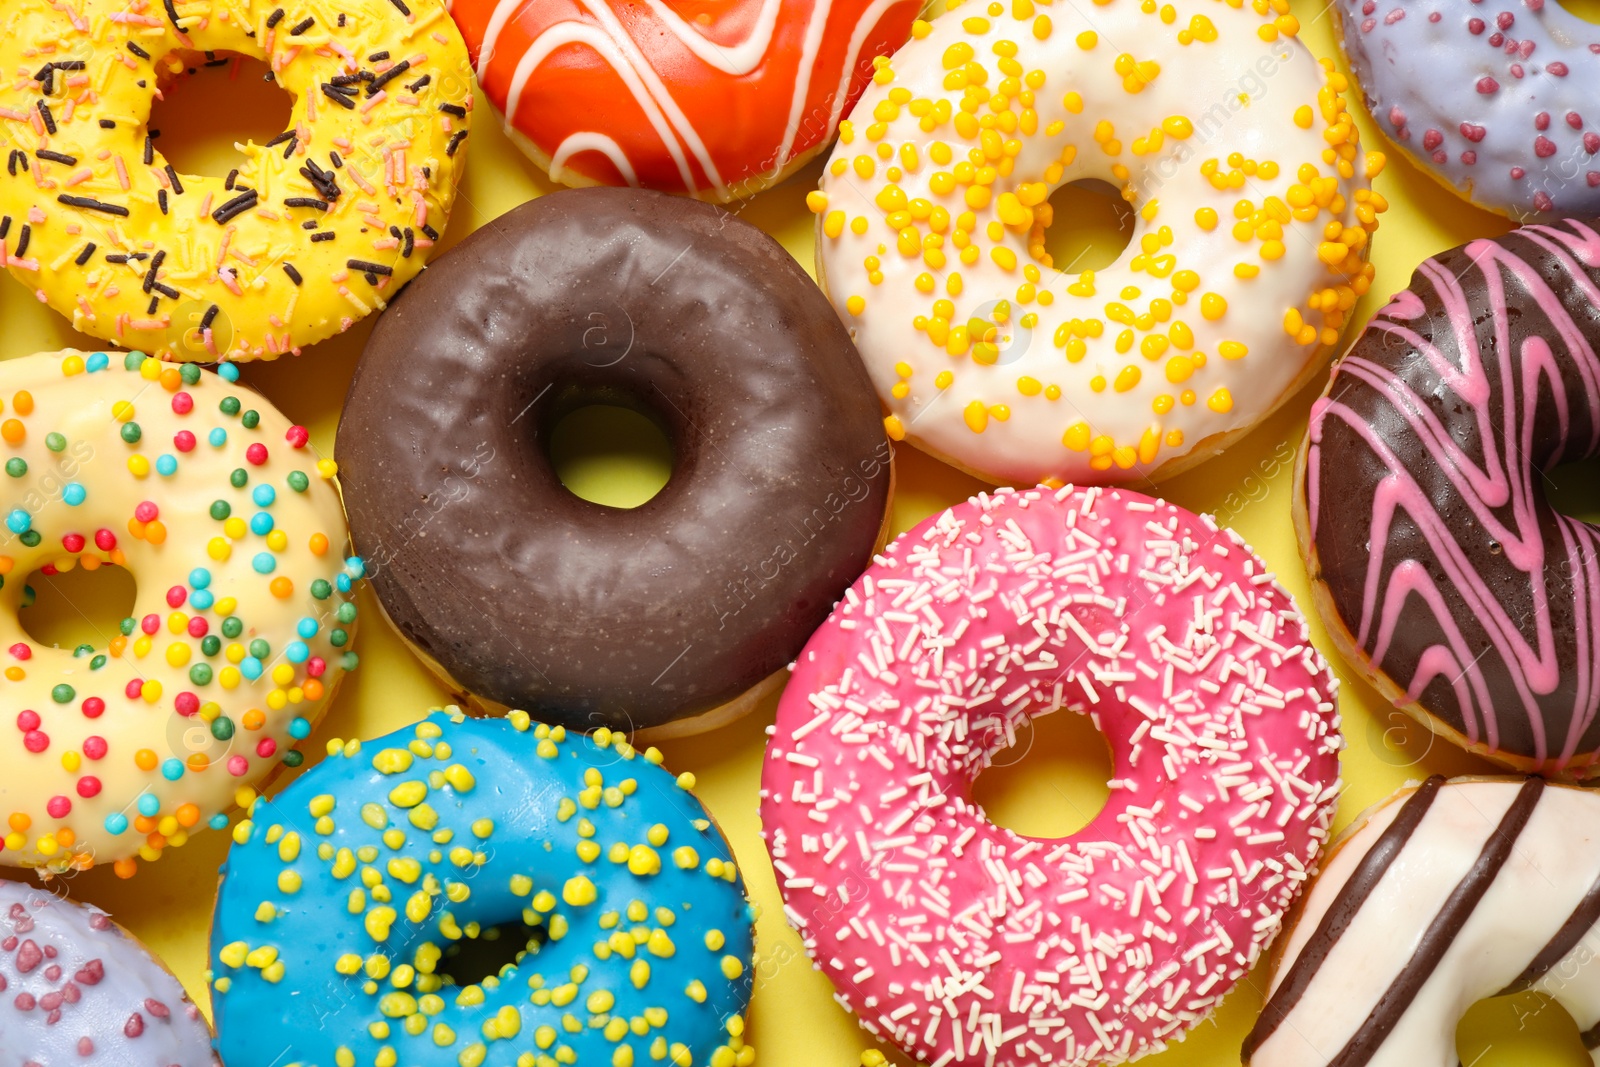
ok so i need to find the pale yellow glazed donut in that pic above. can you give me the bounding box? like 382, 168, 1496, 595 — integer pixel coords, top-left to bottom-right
811, 0, 1389, 485
0, 0, 473, 361
0, 350, 360, 878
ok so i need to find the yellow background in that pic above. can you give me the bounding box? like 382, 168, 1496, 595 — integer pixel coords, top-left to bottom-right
3, 1, 1600, 1063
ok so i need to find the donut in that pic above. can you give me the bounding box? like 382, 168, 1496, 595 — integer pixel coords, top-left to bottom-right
1298, 217, 1600, 776
210, 709, 756, 1067
0, 879, 218, 1065
1334, 0, 1600, 220
760, 485, 1343, 1067
0, 349, 361, 877
336, 187, 892, 737
1243, 775, 1600, 1065
0, 0, 473, 362
449, 0, 919, 200
810, 0, 1388, 486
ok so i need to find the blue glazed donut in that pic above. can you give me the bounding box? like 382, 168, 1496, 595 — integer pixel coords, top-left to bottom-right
208, 709, 755, 1067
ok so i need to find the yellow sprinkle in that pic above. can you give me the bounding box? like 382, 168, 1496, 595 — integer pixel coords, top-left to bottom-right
373, 749, 413, 775
563, 876, 598, 907
388, 781, 428, 809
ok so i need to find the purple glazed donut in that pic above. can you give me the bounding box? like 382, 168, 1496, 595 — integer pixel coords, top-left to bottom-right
1335, 0, 1600, 218
0, 880, 216, 1066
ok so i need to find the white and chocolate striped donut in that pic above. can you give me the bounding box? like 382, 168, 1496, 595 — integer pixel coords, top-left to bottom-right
1245, 776, 1600, 1067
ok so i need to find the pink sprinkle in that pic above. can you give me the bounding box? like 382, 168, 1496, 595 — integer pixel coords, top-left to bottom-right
227, 755, 249, 776
245, 443, 268, 466
256, 737, 277, 758
1510, 62, 1525, 78
1586, 133, 1600, 153
285, 425, 310, 448
1549, 61, 1569, 76
1534, 190, 1554, 211
134, 501, 158, 522
172, 391, 193, 415
1469, 16, 1486, 32
23, 731, 48, 753
94, 529, 115, 551
123, 1013, 143, 1038
75, 776, 100, 798
174, 430, 195, 452
1511, 166, 1527, 179
1423, 129, 1443, 150
82, 736, 106, 760
1535, 135, 1558, 157
1477, 76, 1500, 93
1589, 171, 1600, 186
187, 617, 207, 638
1497, 10, 1514, 27
1461, 122, 1488, 142
165, 585, 186, 608
124, 678, 144, 699
8, 644, 29, 661
174, 692, 199, 717
15, 710, 38, 731
81, 697, 104, 720
1388, 104, 1407, 128
1536, 111, 1551, 131
44, 796, 70, 819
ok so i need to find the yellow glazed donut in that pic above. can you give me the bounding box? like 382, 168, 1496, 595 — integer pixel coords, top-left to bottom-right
811, 0, 1388, 485
0, 0, 472, 361
0, 350, 360, 878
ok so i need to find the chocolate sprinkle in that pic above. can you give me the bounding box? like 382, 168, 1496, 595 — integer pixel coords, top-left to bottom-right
439, 103, 466, 118
127, 41, 151, 60
158, 189, 168, 214
211, 191, 259, 225
406, 74, 431, 92
367, 59, 410, 96
311, 231, 336, 243
35, 150, 76, 166
446, 130, 467, 157
57, 195, 129, 217
265, 7, 284, 27
142, 250, 166, 293
200, 304, 220, 330
98, 119, 115, 129
320, 84, 356, 109
36, 101, 56, 135
347, 259, 392, 276
14, 225, 29, 259
164, 164, 183, 195
289, 15, 314, 34
74, 242, 96, 266
282, 263, 303, 286
284, 197, 329, 210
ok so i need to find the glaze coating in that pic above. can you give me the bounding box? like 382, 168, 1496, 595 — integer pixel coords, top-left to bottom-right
1300, 218, 1600, 774
337, 187, 890, 733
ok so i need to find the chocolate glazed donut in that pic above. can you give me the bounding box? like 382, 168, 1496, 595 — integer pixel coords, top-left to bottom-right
1295, 218, 1600, 776
336, 187, 891, 736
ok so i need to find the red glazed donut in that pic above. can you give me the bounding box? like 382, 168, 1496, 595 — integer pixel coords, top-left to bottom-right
448, 0, 920, 200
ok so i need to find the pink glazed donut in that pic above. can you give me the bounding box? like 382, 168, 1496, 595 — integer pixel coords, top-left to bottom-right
760, 486, 1343, 1067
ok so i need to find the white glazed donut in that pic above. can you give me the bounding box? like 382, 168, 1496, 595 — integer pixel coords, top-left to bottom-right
1245, 776, 1600, 1066
0, 350, 360, 878
811, 0, 1388, 485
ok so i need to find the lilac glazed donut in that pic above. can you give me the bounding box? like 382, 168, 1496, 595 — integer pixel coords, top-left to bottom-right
1335, 0, 1600, 218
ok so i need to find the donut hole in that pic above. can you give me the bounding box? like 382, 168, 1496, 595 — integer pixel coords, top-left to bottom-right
435, 919, 548, 988
1039, 179, 1136, 275
1544, 455, 1600, 526
145, 53, 293, 179
17, 563, 136, 654
970, 709, 1114, 839
1557, 0, 1600, 24
548, 405, 673, 509
1456, 989, 1592, 1065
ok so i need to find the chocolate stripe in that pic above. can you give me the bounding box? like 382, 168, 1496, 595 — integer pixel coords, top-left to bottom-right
1325, 778, 1546, 1067
1500, 863, 1600, 995
1243, 776, 1444, 1061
